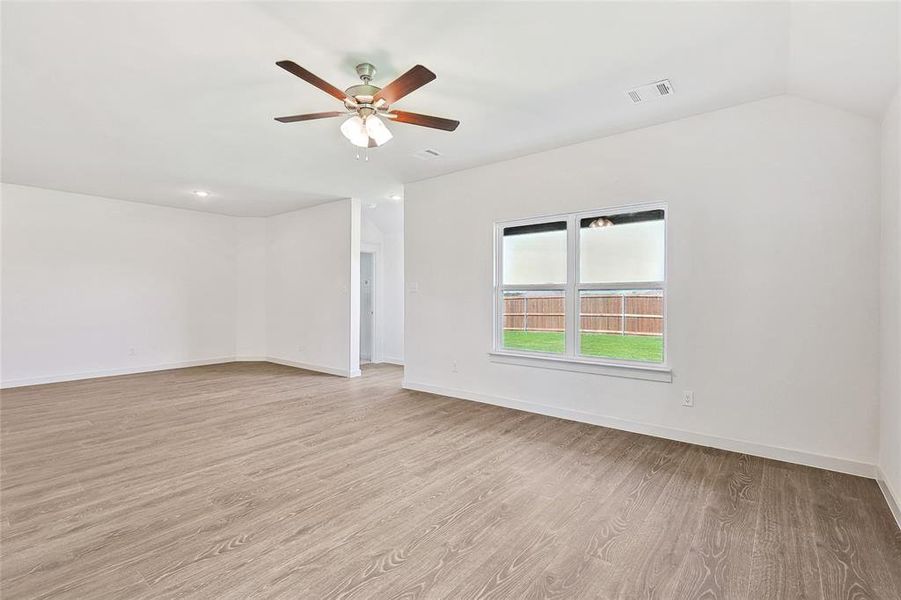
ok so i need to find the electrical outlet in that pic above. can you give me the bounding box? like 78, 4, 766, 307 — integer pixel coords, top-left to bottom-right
452, 360, 458, 373
682, 391, 694, 407
128, 347, 136, 356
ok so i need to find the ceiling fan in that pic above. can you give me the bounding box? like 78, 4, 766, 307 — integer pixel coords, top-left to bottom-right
274, 61, 460, 149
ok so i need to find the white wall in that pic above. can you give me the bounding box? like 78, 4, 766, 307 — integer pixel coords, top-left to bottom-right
361, 214, 384, 247
349, 199, 361, 374
235, 218, 267, 359
381, 230, 405, 363
1, 186, 363, 384
879, 88, 901, 519
1, 184, 239, 385
405, 95, 881, 475
265, 199, 358, 377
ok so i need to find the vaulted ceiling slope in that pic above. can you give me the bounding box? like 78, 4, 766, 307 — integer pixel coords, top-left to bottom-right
2, 2, 897, 217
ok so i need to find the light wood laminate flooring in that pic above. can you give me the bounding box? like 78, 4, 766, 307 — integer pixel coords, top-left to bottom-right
2, 362, 900, 599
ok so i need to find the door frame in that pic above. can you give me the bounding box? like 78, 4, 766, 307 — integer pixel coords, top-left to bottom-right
360, 243, 383, 363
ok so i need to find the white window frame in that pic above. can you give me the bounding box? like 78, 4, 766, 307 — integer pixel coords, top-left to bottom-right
491, 202, 670, 380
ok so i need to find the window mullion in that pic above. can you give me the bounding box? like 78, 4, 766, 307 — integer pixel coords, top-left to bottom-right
578, 281, 664, 291
499, 283, 568, 294
565, 215, 579, 357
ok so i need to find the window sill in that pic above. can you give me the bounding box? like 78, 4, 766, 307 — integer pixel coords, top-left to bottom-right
488, 350, 673, 382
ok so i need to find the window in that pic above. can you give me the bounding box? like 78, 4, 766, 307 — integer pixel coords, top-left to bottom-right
495, 205, 666, 367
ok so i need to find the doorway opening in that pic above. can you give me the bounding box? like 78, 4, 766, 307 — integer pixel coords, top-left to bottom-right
360, 251, 375, 364
353, 200, 404, 377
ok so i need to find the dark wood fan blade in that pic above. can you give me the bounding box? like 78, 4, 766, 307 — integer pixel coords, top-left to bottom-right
388, 110, 459, 131
274, 111, 346, 123
373, 65, 436, 104
276, 60, 348, 102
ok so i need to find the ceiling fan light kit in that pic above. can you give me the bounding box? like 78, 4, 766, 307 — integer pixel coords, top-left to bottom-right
275, 60, 460, 151
340, 113, 393, 148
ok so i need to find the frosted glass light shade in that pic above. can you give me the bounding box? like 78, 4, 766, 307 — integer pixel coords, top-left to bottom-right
365, 116, 393, 146
340, 116, 369, 148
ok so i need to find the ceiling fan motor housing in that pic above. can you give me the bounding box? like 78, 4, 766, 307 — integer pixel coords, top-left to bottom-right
346, 63, 383, 110
355, 62, 377, 82
345, 84, 381, 101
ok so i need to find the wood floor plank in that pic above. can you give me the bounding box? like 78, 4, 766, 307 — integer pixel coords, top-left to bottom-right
747, 462, 823, 599
1, 362, 899, 599
664, 452, 765, 599
807, 469, 901, 599
435, 429, 657, 599
371, 424, 631, 600
509, 439, 692, 600
614, 444, 727, 600
855, 476, 901, 594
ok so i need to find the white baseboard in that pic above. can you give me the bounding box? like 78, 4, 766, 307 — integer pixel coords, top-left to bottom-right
877, 467, 901, 530
0, 357, 237, 389
1, 355, 361, 388
402, 379, 877, 479
377, 356, 405, 366
265, 357, 356, 378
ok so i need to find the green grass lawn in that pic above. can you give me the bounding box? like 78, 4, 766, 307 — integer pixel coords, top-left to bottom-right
503, 330, 663, 362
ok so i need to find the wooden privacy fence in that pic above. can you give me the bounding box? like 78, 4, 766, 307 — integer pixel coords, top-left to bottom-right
504, 294, 663, 336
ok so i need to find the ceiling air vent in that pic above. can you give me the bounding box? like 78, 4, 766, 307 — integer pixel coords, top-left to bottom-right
413, 149, 442, 160
626, 79, 674, 104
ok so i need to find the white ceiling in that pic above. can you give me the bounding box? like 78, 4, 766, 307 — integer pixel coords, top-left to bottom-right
2, 1, 897, 217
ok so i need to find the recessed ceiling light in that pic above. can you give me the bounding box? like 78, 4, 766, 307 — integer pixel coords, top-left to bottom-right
367, 203, 378, 209
193, 190, 210, 198
388, 193, 402, 201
